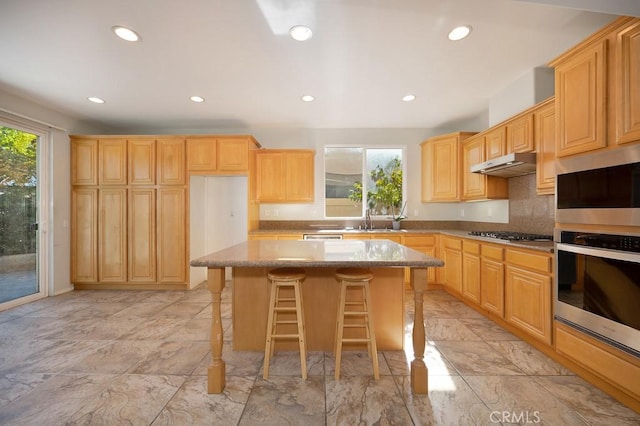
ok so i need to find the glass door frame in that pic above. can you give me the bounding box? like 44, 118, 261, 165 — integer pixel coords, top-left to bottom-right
0, 113, 51, 310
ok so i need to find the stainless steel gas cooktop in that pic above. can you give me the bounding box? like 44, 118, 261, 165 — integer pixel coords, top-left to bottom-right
468, 231, 553, 241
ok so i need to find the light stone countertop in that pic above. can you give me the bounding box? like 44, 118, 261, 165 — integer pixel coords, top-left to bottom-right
190, 239, 445, 269
248, 229, 554, 253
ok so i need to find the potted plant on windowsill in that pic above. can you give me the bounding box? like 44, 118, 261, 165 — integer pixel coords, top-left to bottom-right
391, 201, 408, 230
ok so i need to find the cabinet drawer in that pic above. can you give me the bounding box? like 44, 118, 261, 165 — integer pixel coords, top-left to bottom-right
506, 249, 551, 273
442, 237, 462, 250
462, 240, 480, 254
482, 244, 504, 261
403, 235, 436, 247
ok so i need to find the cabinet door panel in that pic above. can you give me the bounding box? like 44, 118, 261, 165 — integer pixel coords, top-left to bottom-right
485, 127, 506, 159
157, 188, 186, 282
462, 136, 485, 199
71, 139, 98, 185
285, 151, 314, 201
99, 139, 127, 185
481, 258, 504, 317
616, 21, 640, 144
129, 189, 156, 282
186, 138, 217, 172
157, 139, 185, 185
255, 151, 285, 201
431, 138, 459, 200
555, 40, 607, 156
462, 253, 481, 304
535, 102, 556, 195
71, 189, 98, 282
129, 139, 156, 185
507, 114, 534, 153
443, 247, 462, 294
218, 139, 249, 171
505, 266, 552, 344
99, 188, 127, 282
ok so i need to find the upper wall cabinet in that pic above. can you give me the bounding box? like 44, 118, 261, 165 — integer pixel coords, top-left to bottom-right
534, 98, 556, 195
128, 139, 156, 185
550, 16, 640, 157
71, 138, 98, 185
507, 113, 535, 153
485, 127, 507, 160
98, 139, 127, 185
462, 134, 508, 201
421, 132, 475, 202
616, 20, 640, 145
186, 136, 260, 174
254, 149, 315, 203
157, 138, 185, 185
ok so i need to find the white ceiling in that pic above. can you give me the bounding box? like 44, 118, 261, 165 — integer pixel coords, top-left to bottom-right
0, 0, 632, 132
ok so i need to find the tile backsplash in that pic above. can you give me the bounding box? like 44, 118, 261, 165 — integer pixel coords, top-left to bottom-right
508, 174, 554, 235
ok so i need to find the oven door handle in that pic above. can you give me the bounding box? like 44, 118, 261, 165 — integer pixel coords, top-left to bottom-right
556, 243, 640, 263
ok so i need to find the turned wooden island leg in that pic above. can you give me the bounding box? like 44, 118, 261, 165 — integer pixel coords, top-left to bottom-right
207, 267, 226, 393
410, 268, 429, 394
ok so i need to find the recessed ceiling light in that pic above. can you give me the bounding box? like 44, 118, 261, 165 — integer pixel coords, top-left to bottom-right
289, 25, 313, 41
190, 96, 205, 103
402, 95, 416, 102
112, 25, 141, 42
301, 95, 314, 102
448, 25, 472, 41
87, 97, 105, 104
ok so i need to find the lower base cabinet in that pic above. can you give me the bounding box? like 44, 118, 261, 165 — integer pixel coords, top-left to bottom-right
480, 244, 505, 317
505, 265, 552, 345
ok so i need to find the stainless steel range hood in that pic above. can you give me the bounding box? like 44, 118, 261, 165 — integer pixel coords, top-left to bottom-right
470, 152, 537, 178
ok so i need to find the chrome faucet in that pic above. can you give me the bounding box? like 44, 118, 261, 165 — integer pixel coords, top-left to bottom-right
364, 209, 373, 230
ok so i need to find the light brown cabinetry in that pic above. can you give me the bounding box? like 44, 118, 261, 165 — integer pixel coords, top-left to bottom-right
128, 139, 156, 185
485, 127, 507, 160
462, 240, 481, 304
70, 188, 98, 283
616, 20, 640, 145
442, 236, 462, 294
157, 138, 185, 185
98, 188, 127, 282
421, 132, 475, 202
550, 17, 640, 156
128, 188, 156, 283
534, 99, 556, 195
186, 136, 258, 173
462, 135, 508, 201
505, 248, 552, 345
507, 114, 535, 153
254, 150, 315, 203
157, 188, 186, 283
98, 139, 127, 185
71, 139, 98, 185
480, 244, 505, 317
403, 235, 438, 285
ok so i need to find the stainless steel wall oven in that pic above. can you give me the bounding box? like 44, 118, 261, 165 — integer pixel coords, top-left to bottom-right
554, 228, 640, 356
555, 145, 640, 357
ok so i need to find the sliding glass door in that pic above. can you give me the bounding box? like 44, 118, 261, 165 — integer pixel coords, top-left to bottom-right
0, 125, 40, 305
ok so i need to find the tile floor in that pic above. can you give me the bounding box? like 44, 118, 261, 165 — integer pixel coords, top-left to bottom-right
0, 282, 638, 425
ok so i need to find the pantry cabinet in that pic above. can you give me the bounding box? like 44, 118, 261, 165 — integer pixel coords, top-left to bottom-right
70, 188, 98, 283
157, 188, 186, 283
71, 139, 98, 186
128, 139, 156, 185
254, 149, 315, 203
128, 188, 156, 283
157, 138, 185, 185
98, 188, 127, 283
98, 139, 127, 185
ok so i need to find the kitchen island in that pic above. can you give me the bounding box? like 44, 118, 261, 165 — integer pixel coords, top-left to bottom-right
190, 239, 444, 395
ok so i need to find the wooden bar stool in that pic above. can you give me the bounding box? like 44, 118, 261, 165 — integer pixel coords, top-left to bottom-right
334, 267, 379, 380
263, 267, 307, 379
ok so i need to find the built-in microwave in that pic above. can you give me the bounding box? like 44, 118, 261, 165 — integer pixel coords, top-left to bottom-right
555, 145, 640, 227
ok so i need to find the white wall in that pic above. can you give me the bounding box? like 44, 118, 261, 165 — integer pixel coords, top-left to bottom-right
189, 176, 248, 286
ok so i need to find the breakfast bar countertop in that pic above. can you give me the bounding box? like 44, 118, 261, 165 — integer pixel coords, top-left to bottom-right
190, 239, 445, 269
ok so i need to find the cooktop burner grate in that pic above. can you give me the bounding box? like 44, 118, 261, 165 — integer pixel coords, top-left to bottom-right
468, 231, 553, 241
